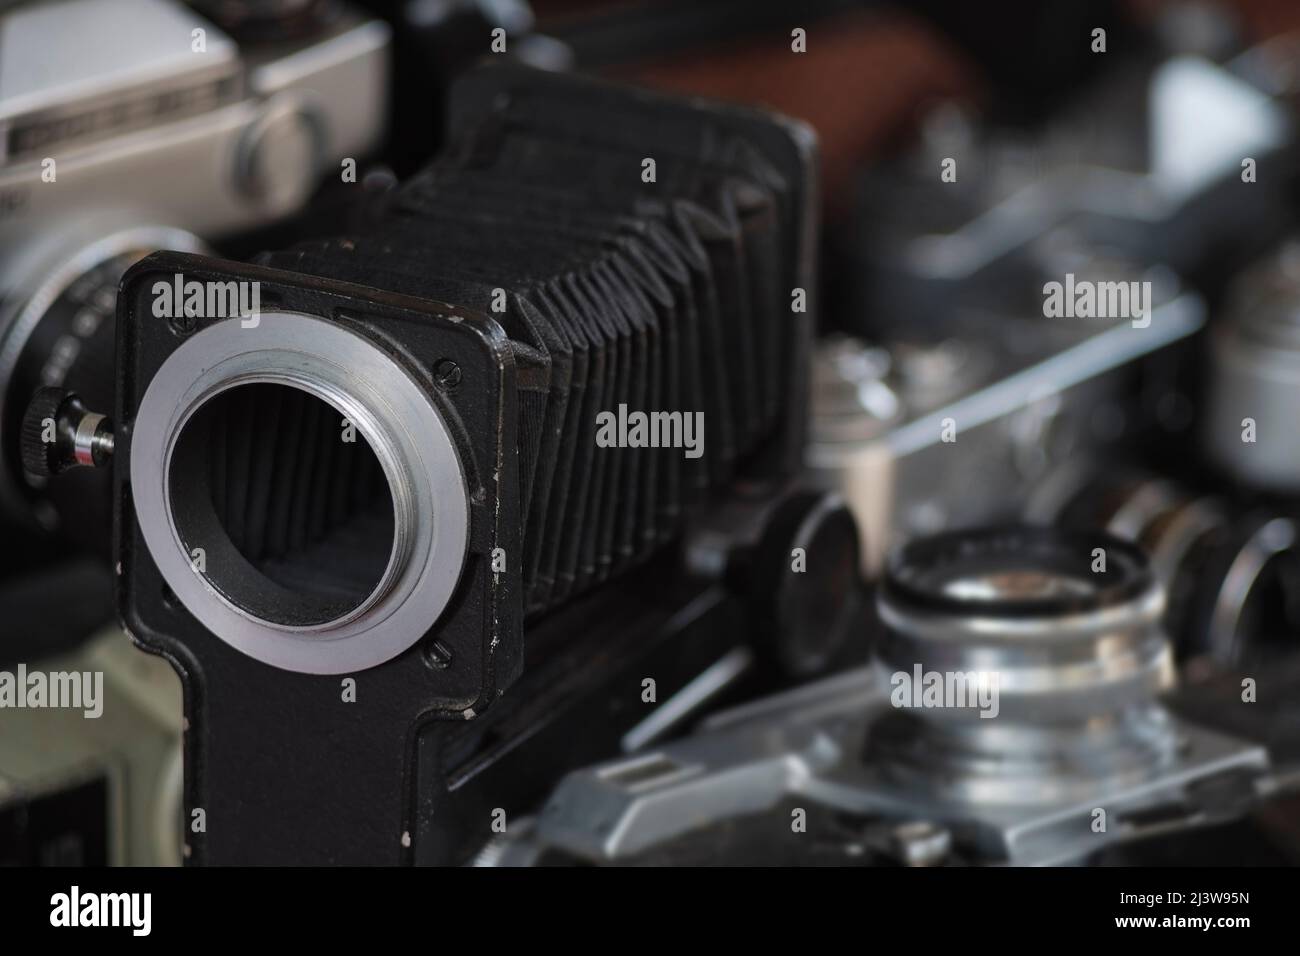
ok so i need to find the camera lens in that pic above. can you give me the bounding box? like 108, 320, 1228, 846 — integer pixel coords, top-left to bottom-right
0, 228, 205, 538
870, 526, 1176, 806
1195, 514, 1300, 667
881, 525, 1156, 622
0, 253, 121, 531
168, 381, 397, 629
1042, 466, 1300, 666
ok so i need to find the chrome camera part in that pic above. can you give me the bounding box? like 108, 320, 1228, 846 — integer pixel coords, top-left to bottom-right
870, 527, 1178, 808
130, 312, 469, 673
0, 0, 390, 537
1032, 465, 1300, 668
0, 227, 207, 529
1203, 241, 1300, 496
497, 527, 1270, 867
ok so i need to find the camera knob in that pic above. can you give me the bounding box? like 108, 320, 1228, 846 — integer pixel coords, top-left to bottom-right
234, 96, 321, 213
686, 490, 865, 678
20, 387, 115, 478
750, 491, 864, 678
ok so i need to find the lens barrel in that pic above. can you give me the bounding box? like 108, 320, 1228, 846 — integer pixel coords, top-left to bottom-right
870, 526, 1177, 805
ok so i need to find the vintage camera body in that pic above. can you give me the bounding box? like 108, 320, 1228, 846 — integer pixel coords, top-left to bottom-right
0, 0, 390, 537
737, 35, 1300, 867
0, 0, 389, 866
0, 624, 183, 866
811, 43, 1298, 574
1032, 237, 1300, 671
486, 526, 1282, 867
108, 66, 843, 863
17, 4, 1300, 870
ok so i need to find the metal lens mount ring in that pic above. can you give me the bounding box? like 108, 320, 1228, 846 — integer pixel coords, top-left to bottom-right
131, 311, 469, 674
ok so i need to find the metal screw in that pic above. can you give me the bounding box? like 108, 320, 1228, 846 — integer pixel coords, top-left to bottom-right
433, 359, 462, 390
168, 311, 198, 336
423, 639, 453, 670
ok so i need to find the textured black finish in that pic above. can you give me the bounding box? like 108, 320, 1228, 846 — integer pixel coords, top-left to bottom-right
116, 252, 523, 864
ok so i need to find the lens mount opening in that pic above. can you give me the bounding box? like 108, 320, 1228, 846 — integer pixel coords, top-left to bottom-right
168, 377, 402, 629
132, 311, 469, 674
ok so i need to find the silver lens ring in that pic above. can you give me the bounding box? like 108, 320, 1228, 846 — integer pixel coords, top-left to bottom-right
871, 527, 1180, 805
131, 311, 469, 674
878, 527, 1171, 717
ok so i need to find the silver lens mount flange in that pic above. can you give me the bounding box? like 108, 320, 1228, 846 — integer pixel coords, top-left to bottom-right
131, 311, 469, 674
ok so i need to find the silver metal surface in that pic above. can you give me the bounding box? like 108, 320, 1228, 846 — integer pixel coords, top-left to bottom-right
620, 647, 753, 753
887, 821, 952, 867
493, 528, 1270, 866
1032, 466, 1300, 666
131, 311, 469, 674
1203, 242, 1300, 494
0, 0, 241, 162
72, 412, 105, 467
808, 294, 1206, 574
872, 539, 1179, 805
0, 0, 391, 522
510, 664, 1268, 866
819, 50, 1287, 579
232, 93, 322, 208
0, 1, 390, 320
